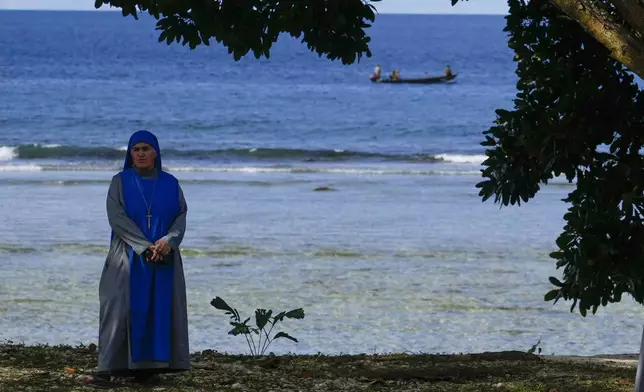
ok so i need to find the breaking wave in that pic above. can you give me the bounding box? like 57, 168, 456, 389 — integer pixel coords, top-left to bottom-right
0, 144, 486, 164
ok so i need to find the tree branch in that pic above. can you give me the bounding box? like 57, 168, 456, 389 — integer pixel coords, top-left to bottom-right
612, 0, 644, 37
550, 0, 644, 78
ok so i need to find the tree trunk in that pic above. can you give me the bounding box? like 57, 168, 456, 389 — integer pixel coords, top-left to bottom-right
550, 0, 644, 78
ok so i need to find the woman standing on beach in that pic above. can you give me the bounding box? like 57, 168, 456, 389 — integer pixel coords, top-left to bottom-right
93, 130, 190, 386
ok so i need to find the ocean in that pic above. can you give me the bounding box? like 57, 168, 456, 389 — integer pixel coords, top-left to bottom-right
0, 10, 642, 356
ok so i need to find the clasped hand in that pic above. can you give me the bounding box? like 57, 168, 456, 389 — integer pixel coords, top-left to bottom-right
146, 239, 171, 263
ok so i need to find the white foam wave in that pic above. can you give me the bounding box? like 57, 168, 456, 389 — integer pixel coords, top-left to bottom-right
0, 164, 478, 176
0, 144, 65, 162
167, 166, 292, 173
436, 154, 487, 164
0, 146, 17, 161
165, 166, 479, 176
0, 164, 43, 172
0, 162, 480, 176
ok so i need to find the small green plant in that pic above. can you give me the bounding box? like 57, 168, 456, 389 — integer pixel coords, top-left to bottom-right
210, 296, 305, 356
527, 337, 542, 355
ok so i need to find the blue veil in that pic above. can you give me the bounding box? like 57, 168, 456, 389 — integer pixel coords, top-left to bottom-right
123, 130, 163, 171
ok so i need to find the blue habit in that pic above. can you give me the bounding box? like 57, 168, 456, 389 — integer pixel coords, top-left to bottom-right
120, 130, 180, 363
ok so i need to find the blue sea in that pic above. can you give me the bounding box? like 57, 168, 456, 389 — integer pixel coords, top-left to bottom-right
1, 10, 643, 356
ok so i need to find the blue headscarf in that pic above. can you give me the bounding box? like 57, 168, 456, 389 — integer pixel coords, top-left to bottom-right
123, 130, 162, 171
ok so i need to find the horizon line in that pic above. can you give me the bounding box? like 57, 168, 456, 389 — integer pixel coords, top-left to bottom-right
0, 9, 507, 16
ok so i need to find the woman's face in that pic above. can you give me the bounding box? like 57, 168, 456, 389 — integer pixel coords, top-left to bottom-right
131, 142, 157, 170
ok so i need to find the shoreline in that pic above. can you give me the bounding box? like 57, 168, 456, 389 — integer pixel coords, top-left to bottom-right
0, 342, 639, 391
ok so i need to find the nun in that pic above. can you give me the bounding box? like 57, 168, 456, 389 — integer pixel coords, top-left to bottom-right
93, 130, 190, 386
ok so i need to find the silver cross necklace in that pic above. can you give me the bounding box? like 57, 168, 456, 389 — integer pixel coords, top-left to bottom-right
133, 173, 157, 230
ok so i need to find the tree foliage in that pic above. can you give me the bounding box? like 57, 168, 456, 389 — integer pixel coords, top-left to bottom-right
94, 0, 379, 64
472, 0, 644, 317
100, 0, 644, 316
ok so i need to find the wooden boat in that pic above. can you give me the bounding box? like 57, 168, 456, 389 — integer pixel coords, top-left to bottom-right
372, 74, 457, 84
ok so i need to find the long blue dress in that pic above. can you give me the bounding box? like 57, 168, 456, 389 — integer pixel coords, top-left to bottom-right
98, 130, 190, 375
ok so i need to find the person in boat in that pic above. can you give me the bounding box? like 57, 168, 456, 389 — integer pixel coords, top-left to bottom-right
444, 65, 453, 78
92, 130, 190, 388
373, 64, 382, 80
390, 70, 400, 81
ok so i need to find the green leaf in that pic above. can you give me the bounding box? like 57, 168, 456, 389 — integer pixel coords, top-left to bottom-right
284, 308, 305, 319
273, 332, 298, 343
555, 234, 572, 250
549, 277, 564, 287
495, 109, 512, 118
544, 289, 559, 301
158, 30, 168, 43
211, 297, 234, 314
549, 251, 564, 259
211, 297, 240, 321
273, 311, 287, 323
255, 309, 272, 330
228, 321, 251, 336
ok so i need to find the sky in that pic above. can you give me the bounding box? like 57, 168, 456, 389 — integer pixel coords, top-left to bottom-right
0, 0, 508, 14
